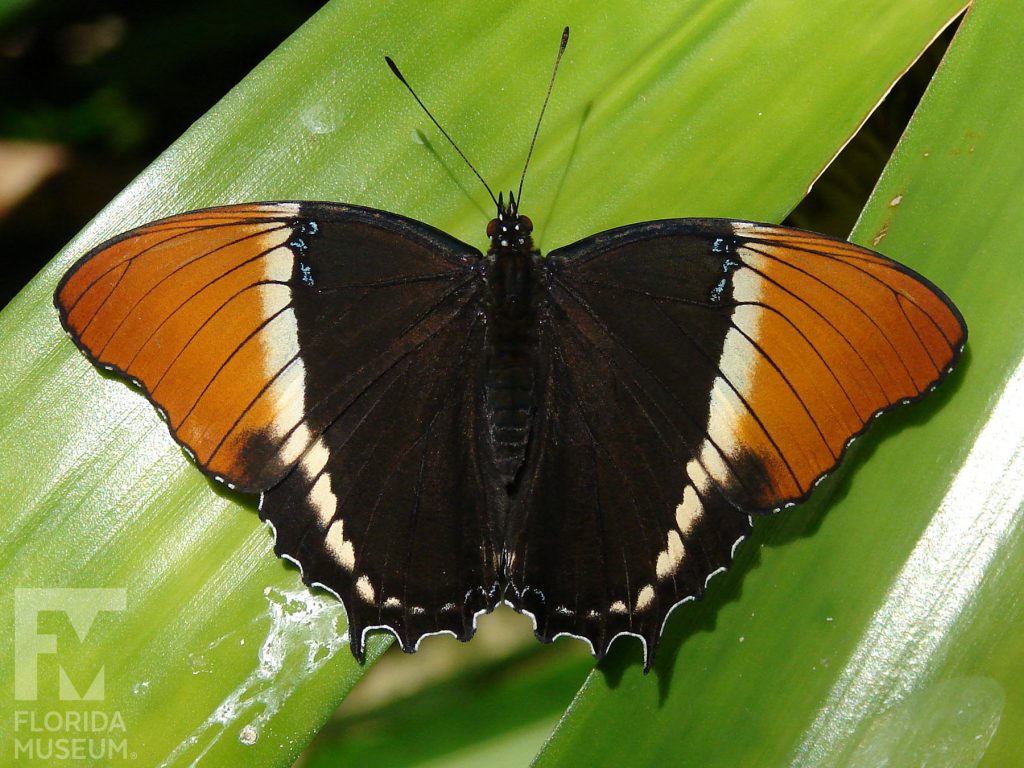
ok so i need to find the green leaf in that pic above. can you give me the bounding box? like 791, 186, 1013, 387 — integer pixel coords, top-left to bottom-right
303, 645, 592, 768
0, 0, 999, 765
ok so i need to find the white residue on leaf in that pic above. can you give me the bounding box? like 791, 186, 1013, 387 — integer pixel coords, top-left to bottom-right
300, 103, 338, 135
159, 586, 349, 766
238, 724, 259, 746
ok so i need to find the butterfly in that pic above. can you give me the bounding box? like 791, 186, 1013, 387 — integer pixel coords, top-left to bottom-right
54, 28, 966, 670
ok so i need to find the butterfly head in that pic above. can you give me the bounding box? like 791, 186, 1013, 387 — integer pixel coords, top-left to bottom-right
487, 191, 534, 250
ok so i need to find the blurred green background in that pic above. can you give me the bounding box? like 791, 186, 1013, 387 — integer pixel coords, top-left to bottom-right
0, 0, 324, 308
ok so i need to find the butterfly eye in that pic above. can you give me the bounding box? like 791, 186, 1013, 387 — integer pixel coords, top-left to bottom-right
487, 219, 498, 238
519, 216, 533, 234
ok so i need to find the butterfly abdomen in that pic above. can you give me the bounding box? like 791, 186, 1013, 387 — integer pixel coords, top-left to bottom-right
483, 243, 541, 488
484, 338, 537, 484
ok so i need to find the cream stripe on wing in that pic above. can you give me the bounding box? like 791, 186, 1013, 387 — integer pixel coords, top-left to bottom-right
303, 439, 356, 573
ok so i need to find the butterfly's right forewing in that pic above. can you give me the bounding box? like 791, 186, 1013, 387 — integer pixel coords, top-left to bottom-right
505, 219, 964, 667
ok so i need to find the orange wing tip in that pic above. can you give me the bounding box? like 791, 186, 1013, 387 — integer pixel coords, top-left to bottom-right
720, 221, 967, 514
54, 202, 312, 492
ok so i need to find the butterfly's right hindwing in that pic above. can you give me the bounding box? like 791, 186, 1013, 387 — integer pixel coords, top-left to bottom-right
504, 218, 964, 667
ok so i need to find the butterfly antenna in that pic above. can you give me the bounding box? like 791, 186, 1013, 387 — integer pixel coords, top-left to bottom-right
386, 55, 499, 209
516, 26, 570, 207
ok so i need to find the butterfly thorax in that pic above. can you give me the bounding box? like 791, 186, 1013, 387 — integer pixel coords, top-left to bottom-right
483, 199, 541, 490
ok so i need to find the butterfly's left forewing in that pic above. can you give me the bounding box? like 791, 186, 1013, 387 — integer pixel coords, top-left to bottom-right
56, 201, 501, 659
505, 219, 965, 667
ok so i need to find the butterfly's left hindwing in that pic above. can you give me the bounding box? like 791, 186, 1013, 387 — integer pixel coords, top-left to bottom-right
56, 201, 501, 658
263, 295, 499, 661
505, 218, 965, 667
